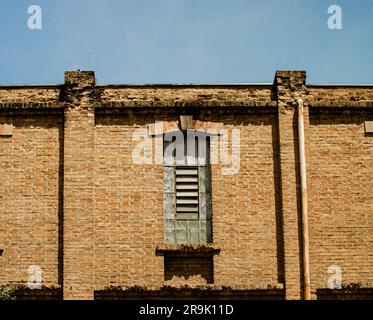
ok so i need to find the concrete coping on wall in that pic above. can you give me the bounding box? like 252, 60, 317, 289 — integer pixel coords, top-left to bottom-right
307, 84, 373, 88
0, 84, 63, 89
94, 288, 285, 300
0, 83, 274, 89
95, 282, 285, 294
309, 101, 373, 108
94, 101, 279, 108
0, 83, 373, 88
0, 102, 64, 109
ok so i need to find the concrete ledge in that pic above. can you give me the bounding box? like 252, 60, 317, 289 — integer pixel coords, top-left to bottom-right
12, 287, 62, 300
94, 285, 285, 300
156, 244, 221, 257
364, 121, 373, 133
0, 102, 64, 109
316, 287, 373, 300
93, 101, 278, 108
0, 124, 13, 136
309, 101, 373, 108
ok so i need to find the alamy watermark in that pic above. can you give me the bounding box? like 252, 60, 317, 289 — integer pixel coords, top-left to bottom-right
132, 121, 240, 175
27, 5, 42, 30
327, 5, 342, 30
27, 265, 43, 289
25, 4, 342, 31
327, 265, 342, 289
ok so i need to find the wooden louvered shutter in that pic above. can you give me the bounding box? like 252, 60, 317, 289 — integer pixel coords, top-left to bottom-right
175, 166, 199, 220
163, 132, 212, 244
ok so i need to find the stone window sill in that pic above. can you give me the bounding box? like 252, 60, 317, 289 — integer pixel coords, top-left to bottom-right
155, 244, 220, 257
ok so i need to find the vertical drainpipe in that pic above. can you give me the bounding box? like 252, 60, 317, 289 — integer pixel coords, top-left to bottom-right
297, 98, 311, 300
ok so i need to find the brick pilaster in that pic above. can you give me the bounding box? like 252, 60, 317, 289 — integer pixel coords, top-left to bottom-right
63, 71, 95, 300
275, 71, 308, 300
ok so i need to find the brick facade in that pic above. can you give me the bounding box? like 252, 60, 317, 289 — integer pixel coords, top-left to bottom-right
0, 70, 372, 300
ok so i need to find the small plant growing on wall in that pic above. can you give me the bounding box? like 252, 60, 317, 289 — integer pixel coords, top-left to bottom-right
0, 286, 14, 300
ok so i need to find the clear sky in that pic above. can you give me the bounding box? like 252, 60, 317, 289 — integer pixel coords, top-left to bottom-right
0, 0, 372, 84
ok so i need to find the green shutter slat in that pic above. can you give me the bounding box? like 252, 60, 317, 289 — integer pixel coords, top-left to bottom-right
188, 220, 200, 243
200, 220, 207, 243
176, 184, 198, 190
164, 164, 176, 241
198, 166, 212, 220
198, 166, 211, 193
164, 220, 176, 244
176, 213, 199, 220
175, 220, 187, 243
164, 193, 176, 219
164, 166, 176, 220
164, 166, 175, 193
176, 176, 198, 183
206, 220, 212, 243
176, 191, 199, 197
175, 168, 198, 175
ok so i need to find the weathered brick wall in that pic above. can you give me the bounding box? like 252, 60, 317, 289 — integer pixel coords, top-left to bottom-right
307, 109, 373, 297
209, 112, 279, 289
0, 113, 62, 289
92, 110, 279, 291
99, 86, 274, 106
0, 70, 372, 300
93, 111, 164, 289
308, 86, 373, 103
0, 87, 61, 103
164, 256, 213, 284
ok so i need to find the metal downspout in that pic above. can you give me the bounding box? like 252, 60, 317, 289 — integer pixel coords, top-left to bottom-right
297, 98, 311, 300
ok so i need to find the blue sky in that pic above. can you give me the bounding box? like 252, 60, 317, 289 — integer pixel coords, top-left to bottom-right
0, 0, 372, 84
